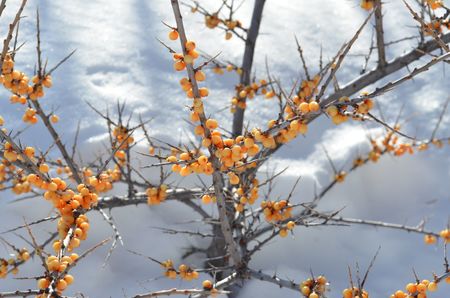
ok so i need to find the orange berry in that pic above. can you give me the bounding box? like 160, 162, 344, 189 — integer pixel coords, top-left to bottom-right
202, 279, 213, 290
424, 234, 437, 244
24, 146, 35, 158
286, 221, 295, 230
180, 166, 191, 177
301, 286, 311, 296
39, 163, 49, 173
168, 30, 179, 40
194, 70, 206, 82
405, 283, 417, 293
427, 282, 437, 292
199, 87, 209, 97
299, 102, 310, 114
63, 274, 74, 285
185, 41, 196, 51
37, 278, 50, 289
197, 155, 208, 165
174, 60, 186, 71
309, 101, 320, 112
50, 114, 59, 123
228, 172, 239, 185
201, 194, 212, 204
206, 118, 218, 130
179, 152, 191, 161
56, 279, 67, 291
166, 155, 177, 163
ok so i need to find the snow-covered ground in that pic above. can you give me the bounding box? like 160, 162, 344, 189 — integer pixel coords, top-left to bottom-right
0, 0, 449, 297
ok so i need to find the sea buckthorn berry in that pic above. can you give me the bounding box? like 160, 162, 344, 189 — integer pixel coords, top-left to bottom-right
168, 29, 179, 40
199, 87, 209, 97
166, 156, 177, 163
228, 172, 239, 185
205, 118, 218, 130
427, 0, 443, 9
56, 279, 67, 291
188, 49, 199, 59
194, 70, 206, 82
299, 102, 310, 114
39, 163, 49, 173
203, 279, 213, 290
185, 41, 196, 51
201, 194, 212, 204
174, 60, 186, 71
190, 111, 200, 122
37, 278, 50, 289
179, 152, 191, 161
301, 286, 311, 296
286, 221, 295, 230
326, 105, 338, 117
180, 166, 191, 176
424, 234, 437, 244
24, 146, 35, 158
50, 114, 59, 123
279, 229, 288, 237
440, 228, 449, 243
64, 274, 74, 285
309, 292, 319, 298
360, 0, 374, 10
194, 125, 204, 136
309, 101, 320, 112
424, 281, 436, 291
198, 155, 208, 165
42, 75, 52, 88
405, 283, 417, 293
265, 90, 275, 99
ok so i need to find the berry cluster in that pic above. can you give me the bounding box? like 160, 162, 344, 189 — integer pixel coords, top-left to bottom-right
390, 279, 440, 298
54, 213, 90, 251
261, 200, 293, 223
161, 259, 199, 281
112, 125, 134, 149
173, 41, 200, 73
342, 287, 369, 298
299, 275, 328, 298
87, 172, 118, 193
279, 220, 296, 238
211, 62, 243, 76
234, 178, 259, 212
230, 79, 271, 113
426, 0, 443, 10
326, 96, 374, 125
146, 184, 168, 205
0, 248, 30, 278
202, 12, 241, 40
37, 254, 77, 295
167, 151, 214, 177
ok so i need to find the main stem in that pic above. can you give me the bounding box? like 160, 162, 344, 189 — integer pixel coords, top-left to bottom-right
232, 0, 266, 137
